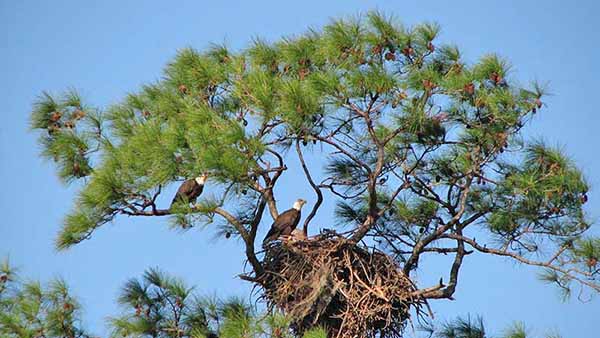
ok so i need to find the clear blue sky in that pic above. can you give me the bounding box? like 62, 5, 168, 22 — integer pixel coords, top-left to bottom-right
1, 1, 599, 337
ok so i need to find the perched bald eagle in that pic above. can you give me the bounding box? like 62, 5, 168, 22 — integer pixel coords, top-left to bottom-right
263, 199, 307, 245
170, 173, 208, 208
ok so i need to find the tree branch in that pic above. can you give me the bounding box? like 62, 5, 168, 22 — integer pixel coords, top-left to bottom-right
214, 206, 264, 276
295, 141, 323, 236
263, 148, 285, 220
403, 175, 474, 274
420, 225, 467, 300
442, 233, 600, 292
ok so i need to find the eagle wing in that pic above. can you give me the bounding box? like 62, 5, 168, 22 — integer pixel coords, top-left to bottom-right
171, 179, 197, 207
190, 183, 204, 200
262, 226, 281, 245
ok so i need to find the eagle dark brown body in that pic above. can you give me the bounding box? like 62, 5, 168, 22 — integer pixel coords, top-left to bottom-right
263, 199, 306, 245
170, 174, 208, 208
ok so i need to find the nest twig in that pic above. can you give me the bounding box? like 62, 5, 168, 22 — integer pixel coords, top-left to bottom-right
259, 233, 427, 337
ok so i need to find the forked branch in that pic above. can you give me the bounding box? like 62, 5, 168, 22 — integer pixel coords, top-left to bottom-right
295, 141, 323, 236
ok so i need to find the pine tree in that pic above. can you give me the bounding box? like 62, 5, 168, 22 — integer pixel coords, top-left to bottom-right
29, 11, 599, 336
107, 268, 301, 338
0, 259, 93, 338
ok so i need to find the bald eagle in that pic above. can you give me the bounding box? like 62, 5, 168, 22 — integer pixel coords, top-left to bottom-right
263, 199, 307, 245
170, 173, 208, 208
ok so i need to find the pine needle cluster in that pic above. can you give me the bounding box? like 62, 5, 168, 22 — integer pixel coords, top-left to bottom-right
0, 259, 92, 338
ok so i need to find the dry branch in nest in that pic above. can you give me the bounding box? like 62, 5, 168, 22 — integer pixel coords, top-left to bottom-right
259, 233, 427, 338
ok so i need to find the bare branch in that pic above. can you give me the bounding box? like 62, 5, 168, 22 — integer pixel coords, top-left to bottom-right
403, 175, 475, 274
443, 233, 600, 293
263, 148, 285, 220
214, 206, 264, 276
295, 141, 323, 236
420, 226, 467, 300
315, 134, 372, 172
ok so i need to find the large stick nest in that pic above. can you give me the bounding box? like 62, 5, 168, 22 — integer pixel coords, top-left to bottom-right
259, 233, 426, 337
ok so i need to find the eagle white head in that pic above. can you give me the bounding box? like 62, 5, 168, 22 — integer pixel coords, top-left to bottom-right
293, 198, 307, 210
195, 172, 209, 185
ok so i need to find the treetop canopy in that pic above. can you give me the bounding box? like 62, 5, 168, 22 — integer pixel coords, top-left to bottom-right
30, 11, 598, 301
